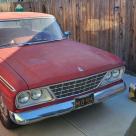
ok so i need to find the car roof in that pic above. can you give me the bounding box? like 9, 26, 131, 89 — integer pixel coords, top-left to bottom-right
0, 12, 54, 21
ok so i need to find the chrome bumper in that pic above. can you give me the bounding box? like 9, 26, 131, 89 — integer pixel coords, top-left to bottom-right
9, 82, 126, 125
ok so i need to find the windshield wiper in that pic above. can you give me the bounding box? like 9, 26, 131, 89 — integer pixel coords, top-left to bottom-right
21, 39, 48, 46
0, 39, 66, 48
21, 39, 65, 46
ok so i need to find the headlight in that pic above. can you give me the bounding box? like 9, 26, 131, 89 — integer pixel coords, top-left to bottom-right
100, 67, 125, 86
16, 88, 55, 109
112, 69, 120, 78
18, 92, 30, 104
31, 89, 42, 100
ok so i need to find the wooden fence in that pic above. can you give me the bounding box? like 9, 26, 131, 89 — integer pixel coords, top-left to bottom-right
0, 0, 136, 73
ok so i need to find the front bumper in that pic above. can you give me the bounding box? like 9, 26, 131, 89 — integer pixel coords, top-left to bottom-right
9, 82, 126, 125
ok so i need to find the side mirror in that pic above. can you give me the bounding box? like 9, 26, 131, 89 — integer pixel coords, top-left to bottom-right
64, 31, 72, 39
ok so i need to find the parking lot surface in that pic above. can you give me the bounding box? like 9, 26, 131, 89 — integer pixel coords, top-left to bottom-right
0, 74, 136, 136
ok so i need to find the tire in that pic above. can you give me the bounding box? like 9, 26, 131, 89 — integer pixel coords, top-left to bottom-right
0, 96, 18, 129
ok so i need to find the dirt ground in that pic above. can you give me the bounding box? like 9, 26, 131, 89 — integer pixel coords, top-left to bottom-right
0, 74, 136, 136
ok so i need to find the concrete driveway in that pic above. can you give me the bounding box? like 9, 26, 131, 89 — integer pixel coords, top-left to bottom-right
0, 74, 136, 136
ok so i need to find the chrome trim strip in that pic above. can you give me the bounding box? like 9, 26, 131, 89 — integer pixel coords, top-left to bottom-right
9, 82, 126, 125
49, 71, 107, 88
0, 76, 16, 92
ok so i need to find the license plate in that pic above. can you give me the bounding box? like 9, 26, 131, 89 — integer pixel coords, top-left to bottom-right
75, 93, 94, 109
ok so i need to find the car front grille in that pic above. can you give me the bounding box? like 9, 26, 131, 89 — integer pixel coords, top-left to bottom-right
49, 72, 107, 99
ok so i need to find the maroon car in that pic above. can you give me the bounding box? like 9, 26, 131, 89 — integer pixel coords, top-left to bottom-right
0, 12, 126, 129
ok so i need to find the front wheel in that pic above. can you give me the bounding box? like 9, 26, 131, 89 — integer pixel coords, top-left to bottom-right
0, 96, 18, 129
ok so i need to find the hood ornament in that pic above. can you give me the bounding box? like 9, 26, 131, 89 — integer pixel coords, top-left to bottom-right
78, 67, 84, 72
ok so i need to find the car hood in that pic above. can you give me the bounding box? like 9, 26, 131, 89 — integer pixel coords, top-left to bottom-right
0, 40, 123, 91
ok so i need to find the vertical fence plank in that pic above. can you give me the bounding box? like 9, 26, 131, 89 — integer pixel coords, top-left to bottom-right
127, 0, 136, 72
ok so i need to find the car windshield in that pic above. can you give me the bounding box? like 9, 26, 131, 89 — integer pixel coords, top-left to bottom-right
0, 17, 64, 47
